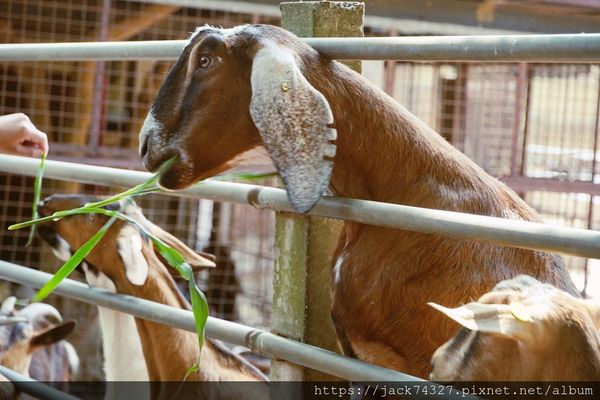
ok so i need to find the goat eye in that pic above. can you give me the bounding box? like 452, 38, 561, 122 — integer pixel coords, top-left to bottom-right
199, 55, 212, 69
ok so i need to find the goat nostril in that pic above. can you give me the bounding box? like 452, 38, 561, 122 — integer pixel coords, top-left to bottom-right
140, 137, 149, 158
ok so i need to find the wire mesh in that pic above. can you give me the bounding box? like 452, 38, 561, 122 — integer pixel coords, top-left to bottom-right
0, 0, 280, 380
376, 56, 600, 298
2, 0, 600, 382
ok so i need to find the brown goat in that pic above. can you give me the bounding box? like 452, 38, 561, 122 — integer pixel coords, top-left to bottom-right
138, 24, 577, 378
37, 194, 268, 398
0, 297, 77, 398
430, 275, 600, 381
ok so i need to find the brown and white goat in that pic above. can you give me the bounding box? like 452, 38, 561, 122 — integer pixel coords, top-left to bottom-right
37, 195, 268, 396
21, 303, 80, 386
138, 24, 577, 378
429, 275, 600, 381
0, 298, 77, 390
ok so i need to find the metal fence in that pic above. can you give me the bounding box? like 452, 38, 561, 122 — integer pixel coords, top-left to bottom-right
0, 365, 80, 400
0, 0, 280, 380
1, 1, 600, 397
372, 60, 600, 296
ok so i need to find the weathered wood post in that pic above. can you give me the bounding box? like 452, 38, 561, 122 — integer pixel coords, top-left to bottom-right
271, 0, 365, 384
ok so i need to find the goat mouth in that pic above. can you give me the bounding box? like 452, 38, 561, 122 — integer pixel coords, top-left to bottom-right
36, 225, 59, 247
141, 145, 178, 174
156, 162, 196, 190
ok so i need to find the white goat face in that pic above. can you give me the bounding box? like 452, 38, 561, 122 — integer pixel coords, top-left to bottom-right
429, 275, 600, 381
139, 24, 337, 213
0, 298, 76, 376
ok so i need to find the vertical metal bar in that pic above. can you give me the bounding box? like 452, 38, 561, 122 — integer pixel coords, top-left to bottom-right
583, 69, 600, 296
383, 29, 398, 96
273, 1, 364, 385
453, 64, 468, 152
519, 64, 535, 179
510, 63, 529, 176
87, 0, 111, 154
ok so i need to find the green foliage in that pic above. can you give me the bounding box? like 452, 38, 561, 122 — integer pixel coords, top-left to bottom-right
13, 156, 280, 375
26, 153, 46, 247
33, 214, 118, 302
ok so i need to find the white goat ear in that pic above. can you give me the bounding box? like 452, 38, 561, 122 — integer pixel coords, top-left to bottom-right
123, 204, 215, 269
250, 46, 336, 214
0, 296, 16, 315
428, 301, 533, 341
116, 225, 149, 286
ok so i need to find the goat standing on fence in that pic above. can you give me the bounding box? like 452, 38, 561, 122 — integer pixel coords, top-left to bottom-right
138, 24, 577, 378
429, 275, 600, 381
37, 194, 268, 399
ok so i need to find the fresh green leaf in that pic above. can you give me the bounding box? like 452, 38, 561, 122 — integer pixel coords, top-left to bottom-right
26, 153, 46, 247
183, 362, 200, 381
33, 214, 118, 302
150, 237, 194, 280
13, 155, 211, 368
9, 207, 118, 230
83, 156, 177, 209
210, 171, 279, 182
189, 279, 209, 351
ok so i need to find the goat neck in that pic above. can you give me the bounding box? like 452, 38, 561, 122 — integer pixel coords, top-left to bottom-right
306, 62, 527, 217
121, 244, 265, 383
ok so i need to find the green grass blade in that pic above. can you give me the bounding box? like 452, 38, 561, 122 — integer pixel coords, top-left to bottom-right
189, 278, 209, 350
9, 207, 117, 230
83, 156, 177, 209
150, 237, 193, 280
33, 214, 118, 302
26, 153, 46, 247
183, 355, 201, 381
150, 235, 209, 362
211, 171, 279, 182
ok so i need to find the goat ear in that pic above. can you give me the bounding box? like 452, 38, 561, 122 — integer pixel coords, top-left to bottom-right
30, 320, 76, 349
144, 222, 216, 269
0, 296, 16, 315
250, 46, 336, 214
428, 301, 533, 341
116, 225, 150, 285
122, 202, 215, 269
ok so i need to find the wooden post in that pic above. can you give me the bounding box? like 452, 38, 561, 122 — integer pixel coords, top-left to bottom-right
271, 1, 364, 384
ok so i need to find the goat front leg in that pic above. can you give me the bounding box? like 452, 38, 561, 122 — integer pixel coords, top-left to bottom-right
349, 337, 409, 372
332, 316, 409, 371
333, 323, 410, 400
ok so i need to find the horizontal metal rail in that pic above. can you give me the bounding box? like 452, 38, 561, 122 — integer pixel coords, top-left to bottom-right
0, 365, 80, 400
0, 261, 410, 383
1, 34, 600, 62
1, 154, 600, 259
0, 261, 478, 400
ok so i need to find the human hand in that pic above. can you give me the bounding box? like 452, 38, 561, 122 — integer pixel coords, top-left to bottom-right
0, 113, 49, 157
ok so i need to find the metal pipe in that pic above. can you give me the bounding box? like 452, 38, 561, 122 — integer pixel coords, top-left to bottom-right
0, 261, 478, 399
2, 154, 600, 259
86, 0, 111, 153
0, 261, 412, 383
0, 365, 81, 400
2, 34, 600, 62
